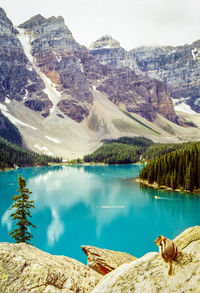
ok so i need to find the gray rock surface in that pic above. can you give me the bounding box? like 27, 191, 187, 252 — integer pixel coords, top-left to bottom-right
92, 226, 200, 293
0, 226, 199, 293
0, 242, 101, 293
97, 69, 176, 122
0, 8, 178, 124
130, 44, 200, 113
0, 8, 51, 116
90, 35, 200, 115
174, 225, 200, 256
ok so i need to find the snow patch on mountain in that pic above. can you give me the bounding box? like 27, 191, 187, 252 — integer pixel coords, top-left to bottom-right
191, 48, 200, 60
173, 102, 197, 114
78, 58, 84, 73
33, 144, 53, 156
45, 135, 61, 144
0, 103, 37, 130
16, 27, 62, 113
5, 97, 10, 104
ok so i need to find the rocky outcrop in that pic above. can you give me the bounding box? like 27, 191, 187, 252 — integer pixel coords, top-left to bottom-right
19, 15, 177, 123
89, 35, 128, 68
19, 14, 93, 122
0, 8, 178, 124
0, 227, 199, 293
89, 35, 140, 72
0, 8, 51, 117
92, 251, 200, 293
90, 35, 200, 116
82, 245, 137, 275
174, 225, 200, 255
130, 44, 200, 113
92, 226, 200, 293
89, 36, 176, 122
97, 69, 177, 122
0, 242, 101, 293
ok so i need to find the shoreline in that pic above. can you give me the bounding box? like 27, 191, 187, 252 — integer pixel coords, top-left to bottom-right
0, 161, 142, 172
137, 178, 200, 195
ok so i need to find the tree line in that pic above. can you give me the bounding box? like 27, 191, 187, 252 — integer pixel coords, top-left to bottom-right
0, 111, 22, 145
139, 142, 200, 192
0, 137, 61, 170
84, 136, 153, 164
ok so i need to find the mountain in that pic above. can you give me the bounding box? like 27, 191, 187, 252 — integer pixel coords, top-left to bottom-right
1, 8, 200, 159
130, 44, 200, 113
90, 35, 200, 118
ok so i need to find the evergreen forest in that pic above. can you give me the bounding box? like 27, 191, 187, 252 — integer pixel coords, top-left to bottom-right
84, 136, 153, 164
0, 137, 61, 171
0, 111, 22, 146
139, 142, 200, 192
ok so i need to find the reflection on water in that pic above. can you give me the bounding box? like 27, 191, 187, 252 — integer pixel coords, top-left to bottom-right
0, 165, 200, 263
25, 166, 141, 243
47, 207, 64, 245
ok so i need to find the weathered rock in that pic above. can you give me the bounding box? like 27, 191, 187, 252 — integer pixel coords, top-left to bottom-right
130, 44, 200, 113
18, 14, 46, 30
89, 36, 177, 122
97, 68, 177, 122
92, 251, 200, 293
0, 242, 101, 293
92, 226, 200, 293
19, 14, 94, 122
82, 245, 137, 275
0, 9, 179, 125
0, 8, 52, 116
90, 34, 200, 117
174, 225, 200, 256
89, 35, 140, 72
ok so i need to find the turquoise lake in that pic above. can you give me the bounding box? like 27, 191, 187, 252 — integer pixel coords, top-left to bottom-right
0, 165, 200, 263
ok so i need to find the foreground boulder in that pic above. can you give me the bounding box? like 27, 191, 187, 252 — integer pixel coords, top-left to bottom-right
0, 242, 101, 293
174, 225, 200, 256
82, 245, 137, 275
92, 226, 200, 293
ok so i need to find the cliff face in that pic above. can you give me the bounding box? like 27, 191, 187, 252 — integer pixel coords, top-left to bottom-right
89, 35, 176, 122
90, 35, 200, 114
1, 8, 200, 158
97, 69, 176, 122
0, 8, 51, 117
0, 9, 177, 124
90, 35, 200, 116
89, 35, 130, 69
130, 44, 200, 113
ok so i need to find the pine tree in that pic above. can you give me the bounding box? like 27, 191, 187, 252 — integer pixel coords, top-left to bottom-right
9, 174, 36, 243
185, 162, 194, 192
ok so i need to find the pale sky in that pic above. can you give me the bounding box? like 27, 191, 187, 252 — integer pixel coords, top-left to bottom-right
0, 0, 200, 50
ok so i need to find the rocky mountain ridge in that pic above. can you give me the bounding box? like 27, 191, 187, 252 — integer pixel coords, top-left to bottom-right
1, 8, 200, 158
0, 226, 199, 292
90, 35, 200, 114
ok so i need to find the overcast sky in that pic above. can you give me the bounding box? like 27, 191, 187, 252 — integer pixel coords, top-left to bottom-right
1, 0, 200, 50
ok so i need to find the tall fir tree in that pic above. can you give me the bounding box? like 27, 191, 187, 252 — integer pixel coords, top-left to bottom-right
9, 174, 36, 243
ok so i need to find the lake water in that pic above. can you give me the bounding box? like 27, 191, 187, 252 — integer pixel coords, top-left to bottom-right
0, 165, 200, 264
